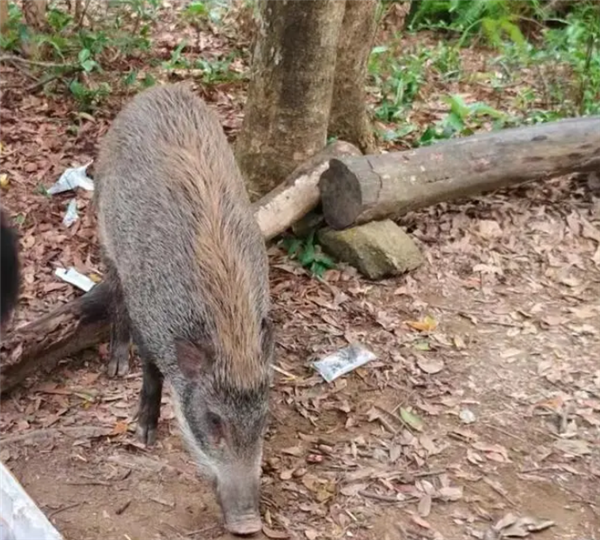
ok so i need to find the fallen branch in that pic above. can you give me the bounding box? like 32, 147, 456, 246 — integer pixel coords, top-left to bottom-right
0, 54, 74, 68
319, 116, 600, 229
0, 141, 359, 394
253, 140, 361, 240
0, 281, 111, 395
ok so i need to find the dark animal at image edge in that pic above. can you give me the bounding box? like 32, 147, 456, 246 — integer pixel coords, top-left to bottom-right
93, 83, 275, 536
1, 207, 20, 333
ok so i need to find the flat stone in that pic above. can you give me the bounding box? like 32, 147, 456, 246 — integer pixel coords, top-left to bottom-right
318, 219, 424, 280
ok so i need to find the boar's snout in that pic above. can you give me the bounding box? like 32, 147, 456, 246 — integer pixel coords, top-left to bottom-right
216, 467, 262, 536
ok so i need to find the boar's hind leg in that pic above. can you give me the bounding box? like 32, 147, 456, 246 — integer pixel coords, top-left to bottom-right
105, 262, 131, 378
136, 353, 164, 447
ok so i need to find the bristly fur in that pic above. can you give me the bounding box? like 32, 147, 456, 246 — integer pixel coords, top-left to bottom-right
94, 82, 272, 392
1, 207, 20, 329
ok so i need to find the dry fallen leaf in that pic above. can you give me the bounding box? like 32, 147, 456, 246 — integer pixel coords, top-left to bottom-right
487, 513, 555, 538
406, 315, 438, 332
418, 493, 432, 517
262, 526, 289, 539
437, 486, 463, 501
411, 514, 431, 529
417, 356, 445, 374
553, 438, 591, 456
110, 420, 129, 436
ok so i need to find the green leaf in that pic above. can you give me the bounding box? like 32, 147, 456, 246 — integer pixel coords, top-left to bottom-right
283, 237, 302, 257
81, 59, 97, 73
414, 340, 431, 351
400, 408, 424, 431
371, 45, 388, 55
123, 70, 138, 86
445, 111, 465, 132
299, 241, 315, 266
78, 48, 91, 63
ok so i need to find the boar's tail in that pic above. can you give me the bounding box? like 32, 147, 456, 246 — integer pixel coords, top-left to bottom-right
1, 207, 20, 328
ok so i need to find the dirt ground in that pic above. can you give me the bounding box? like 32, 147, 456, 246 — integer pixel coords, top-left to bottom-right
1, 167, 599, 539
1, 4, 600, 540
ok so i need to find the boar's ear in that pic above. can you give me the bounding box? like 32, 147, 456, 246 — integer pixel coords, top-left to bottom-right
174, 338, 213, 380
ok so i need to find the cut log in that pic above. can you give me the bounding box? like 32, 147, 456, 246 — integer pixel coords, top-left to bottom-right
0, 143, 361, 394
319, 116, 600, 230
253, 140, 361, 241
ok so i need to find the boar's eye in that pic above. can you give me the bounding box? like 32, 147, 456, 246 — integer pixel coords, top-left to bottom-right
206, 411, 224, 440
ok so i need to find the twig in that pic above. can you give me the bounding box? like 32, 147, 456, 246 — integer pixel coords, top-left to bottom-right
358, 490, 417, 504
65, 480, 111, 486
482, 476, 517, 507
26, 66, 81, 93
413, 468, 447, 479
0, 55, 74, 69
115, 499, 131, 515
48, 501, 83, 518
484, 422, 530, 446
185, 525, 223, 538
0, 426, 111, 445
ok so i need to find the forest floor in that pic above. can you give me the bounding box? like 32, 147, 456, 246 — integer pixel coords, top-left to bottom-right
1, 3, 599, 540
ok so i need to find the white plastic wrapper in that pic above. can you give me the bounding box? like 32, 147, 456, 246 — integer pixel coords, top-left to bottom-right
62, 198, 79, 228
47, 162, 94, 195
0, 462, 64, 540
313, 343, 377, 383
54, 267, 96, 292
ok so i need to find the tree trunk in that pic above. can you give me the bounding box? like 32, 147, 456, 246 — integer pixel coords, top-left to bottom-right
236, 0, 346, 200
319, 116, 600, 229
0, 0, 8, 35
253, 140, 361, 241
22, 0, 47, 31
328, 0, 378, 154
0, 143, 358, 394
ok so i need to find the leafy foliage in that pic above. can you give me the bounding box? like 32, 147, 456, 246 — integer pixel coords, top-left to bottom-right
0, 0, 241, 110
283, 231, 336, 278
371, 0, 599, 148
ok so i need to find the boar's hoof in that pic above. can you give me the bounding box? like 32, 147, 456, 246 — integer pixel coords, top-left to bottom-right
107, 345, 130, 378
135, 419, 157, 446
225, 515, 263, 537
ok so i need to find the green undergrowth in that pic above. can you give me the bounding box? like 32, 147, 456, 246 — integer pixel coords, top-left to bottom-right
0, 0, 243, 110
373, 0, 600, 147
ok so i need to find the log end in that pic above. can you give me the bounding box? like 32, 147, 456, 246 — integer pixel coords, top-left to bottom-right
318, 158, 362, 230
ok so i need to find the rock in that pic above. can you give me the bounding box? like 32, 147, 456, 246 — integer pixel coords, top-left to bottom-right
318, 219, 424, 279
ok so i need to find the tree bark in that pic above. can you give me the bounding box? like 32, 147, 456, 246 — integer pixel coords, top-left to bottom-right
236, 0, 346, 200
0, 281, 111, 395
319, 116, 600, 230
0, 0, 8, 35
253, 140, 361, 241
0, 142, 359, 394
22, 0, 47, 31
328, 0, 378, 154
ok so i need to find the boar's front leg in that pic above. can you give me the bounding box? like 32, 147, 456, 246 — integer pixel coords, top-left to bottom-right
135, 352, 164, 447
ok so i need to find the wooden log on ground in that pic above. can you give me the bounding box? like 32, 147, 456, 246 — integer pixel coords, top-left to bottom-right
253, 140, 361, 241
0, 142, 360, 394
0, 281, 111, 395
319, 116, 600, 230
